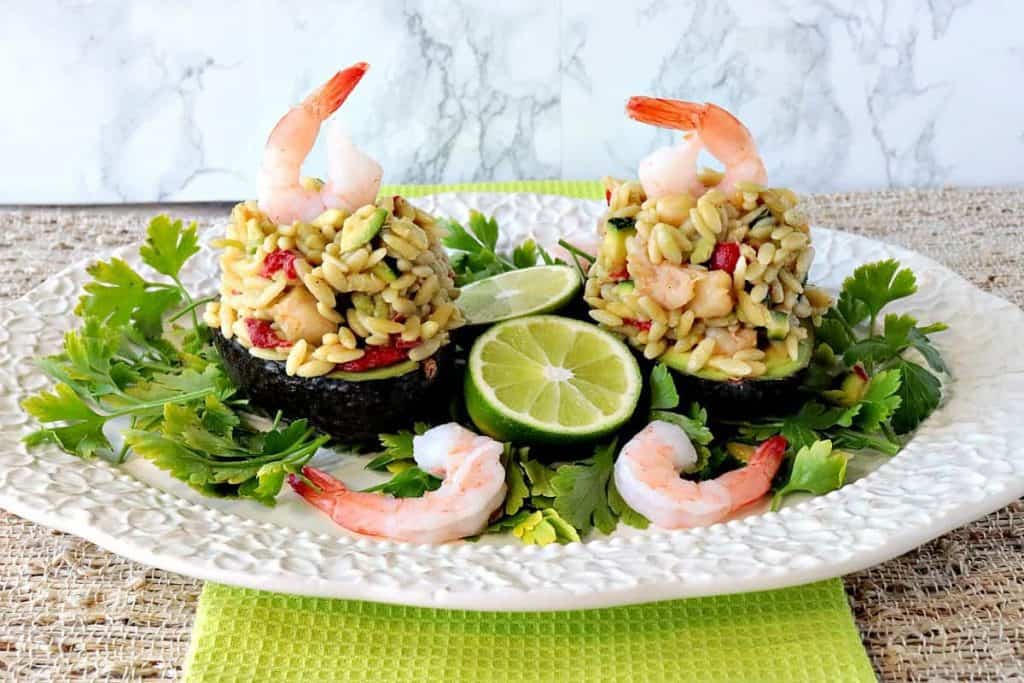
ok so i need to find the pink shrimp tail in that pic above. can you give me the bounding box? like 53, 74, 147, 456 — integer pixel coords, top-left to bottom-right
626, 98, 752, 142
289, 467, 348, 514
750, 435, 788, 473
309, 62, 370, 120
713, 435, 789, 515
626, 96, 704, 131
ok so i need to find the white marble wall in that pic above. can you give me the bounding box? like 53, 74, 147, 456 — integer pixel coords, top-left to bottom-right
1, 0, 1021, 203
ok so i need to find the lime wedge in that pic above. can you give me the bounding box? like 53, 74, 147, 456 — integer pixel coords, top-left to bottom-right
465, 315, 642, 443
457, 265, 581, 325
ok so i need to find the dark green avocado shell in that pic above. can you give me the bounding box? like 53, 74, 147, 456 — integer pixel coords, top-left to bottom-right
212, 332, 454, 444
659, 326, 814, 419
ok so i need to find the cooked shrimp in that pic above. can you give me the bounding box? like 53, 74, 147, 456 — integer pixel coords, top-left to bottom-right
322, 119, 383, 213
626, 98, 767, 199
289, 423, 506, 543
688, 270, 735, 319
271, 287, 336, 344
626, 234, 697, 310
614, 421, 787, 529
258, 62, 383, 225
705, 326, 757, 356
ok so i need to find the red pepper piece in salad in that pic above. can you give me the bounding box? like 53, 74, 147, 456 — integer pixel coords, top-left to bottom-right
337, 345, 409, 372
710, 242, 741, 274
605, 188, 612, 205
245, 318, 292, 349
622, 318, 652, 331
260, 249, 299, 280
608, 268, 630, 282
853, 363, 869, 382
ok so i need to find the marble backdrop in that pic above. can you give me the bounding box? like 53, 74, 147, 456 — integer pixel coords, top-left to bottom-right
1, 0, 1020, 203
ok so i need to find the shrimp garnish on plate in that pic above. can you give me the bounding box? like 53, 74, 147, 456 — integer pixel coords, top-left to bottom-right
289, 423, 506, 543
625, 98, 767, 200
259, 62, 383, 225
614, 421, 787, 529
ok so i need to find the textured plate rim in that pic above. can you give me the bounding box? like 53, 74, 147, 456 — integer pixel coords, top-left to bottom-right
1, 191, 1022, 611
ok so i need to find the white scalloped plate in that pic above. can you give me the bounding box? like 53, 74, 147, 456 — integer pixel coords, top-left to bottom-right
2, 192, 1023, 611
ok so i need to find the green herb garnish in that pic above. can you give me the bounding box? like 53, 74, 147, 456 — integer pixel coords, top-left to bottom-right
22, 216, 326, 504
366, 422, 430, 471
362, 466, 442, 498
772, 440, 849, 510
442, 210, 564, 285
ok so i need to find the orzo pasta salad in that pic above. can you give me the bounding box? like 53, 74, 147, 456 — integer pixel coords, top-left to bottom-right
585, 98, 831, 416
205, 194, 462, 375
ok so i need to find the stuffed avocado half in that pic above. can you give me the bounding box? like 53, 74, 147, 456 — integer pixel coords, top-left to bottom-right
212, 331, 453, 443
584, 177, 831, 418
660, 325, 814, 417
204, 194, 465, 443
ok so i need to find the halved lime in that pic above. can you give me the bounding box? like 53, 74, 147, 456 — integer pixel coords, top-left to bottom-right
457, 265, 581, 326
465, 315, 642, 443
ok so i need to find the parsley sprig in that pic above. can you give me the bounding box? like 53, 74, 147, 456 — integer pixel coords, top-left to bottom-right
814, 259, 947, 433
22, 216, 326, 504
441, 210, 560, 285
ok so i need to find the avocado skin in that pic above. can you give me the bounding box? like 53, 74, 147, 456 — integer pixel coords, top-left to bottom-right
212, 332, 454, 443
674, 371, 806, 420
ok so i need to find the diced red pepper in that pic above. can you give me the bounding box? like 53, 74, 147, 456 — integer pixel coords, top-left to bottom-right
604, 189, 611, 205
853, 363, 869, 382
710, 242, 741, 274
245, 318, 291, 349
337, 345, 409, 372
623, 318, 652, 331
260, 249, 299, 280
609, 268, 629, 282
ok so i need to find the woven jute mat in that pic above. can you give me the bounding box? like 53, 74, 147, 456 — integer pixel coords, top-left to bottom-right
1, 189, 1022, 681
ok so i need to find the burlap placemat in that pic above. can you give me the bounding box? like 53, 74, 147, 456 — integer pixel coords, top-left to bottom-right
1, 189, 1022, 681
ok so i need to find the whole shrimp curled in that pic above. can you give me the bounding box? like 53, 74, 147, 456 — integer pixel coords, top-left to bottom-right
289, 423, 507, 543
258, 62, 383, 225
614, 421, 787, 529
625, 98, 767, 200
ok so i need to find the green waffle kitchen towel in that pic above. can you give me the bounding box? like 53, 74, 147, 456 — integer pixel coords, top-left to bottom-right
185, 582, 874, 683
184, 180, 875, 683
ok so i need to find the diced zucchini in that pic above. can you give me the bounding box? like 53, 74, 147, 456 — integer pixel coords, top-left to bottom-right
726, 442, 755, 463
840, 371, 868, 406
601, 225, 635, 272
766, 311, 791, 340
606, 217, 636, 232
372, 261, 397, 282
340, 207, 387, 252
615, 280, 635, 294
690, 235, 715, 264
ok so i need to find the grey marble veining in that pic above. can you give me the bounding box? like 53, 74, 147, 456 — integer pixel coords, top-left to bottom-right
0, 0, 1020, 203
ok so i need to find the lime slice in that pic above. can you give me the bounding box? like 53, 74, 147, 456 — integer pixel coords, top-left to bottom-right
457, 265, 581, 325
465, 315, 642, 443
